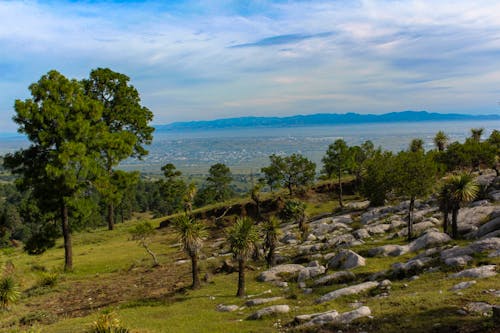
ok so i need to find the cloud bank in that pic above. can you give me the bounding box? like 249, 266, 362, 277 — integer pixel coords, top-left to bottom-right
1, 0, 500, 131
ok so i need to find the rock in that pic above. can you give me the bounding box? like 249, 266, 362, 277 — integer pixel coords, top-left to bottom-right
450, 280, 476, 291
390, 219, 406, 230
469, 200, 490, 207
366, 224, 391, 235
257, 264, 305, 282
332, 214, 354, 224
337, 306, 372, 324
440, 246, 474, 261
280, 233, 298, 244
313, 271, 356, 286
469, 237, 500, 253
345, 201, 370, 210
488, 250, 500, 258
272, 281, 288, 288
247, 305, 290, 320
316, 281, 379, 303
457, 206, 497, 234
353, 228, 370, 240
328, 250, 366, 270
444, 256, 473, 267
216, 304, 239, 312
327, 234, 357, 248
451, 265, 497, 279
245, 297, 284, 307
464, 302, 493, 314
489, 190, 500, 202
294, 310, 338, 324
301, 311, 339, 327
297, 265, 326, 282
367, 244, 409, 257
392, 257, 432, 277
306, 233, 317, 242
408, 232, 451, 252
412, 221, 438, 236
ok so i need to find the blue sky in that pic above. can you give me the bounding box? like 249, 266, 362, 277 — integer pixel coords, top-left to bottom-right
1, 0, 500, 132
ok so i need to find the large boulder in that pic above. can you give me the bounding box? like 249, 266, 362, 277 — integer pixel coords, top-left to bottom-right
450, 265, 497, 279
328, 250, 366, 270
300, 306, 371, 327
408, 232, 451, 252
247, 305, 290, 320
326, 234, 357, 248
392, 257, 433, 277
297, 262, 326, 282
257, 264, 305, 282
366, 224, 391, 235
316, 281, 379, 303
313, 271, 356, 286
469, 217, 500, 239
367, 244, 409, 257
469, 237, 500, 253
457, 206, 498, 234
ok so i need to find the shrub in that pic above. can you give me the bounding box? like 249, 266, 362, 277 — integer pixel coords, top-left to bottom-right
0, 276, 20, 309
37, 272, 59, 287
88, 311, 129, 333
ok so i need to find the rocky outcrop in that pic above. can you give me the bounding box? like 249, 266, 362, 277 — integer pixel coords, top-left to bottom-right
247, 305, 290, 320
450, 265, 497, 279
245, 297, 284, 307
313, 271, 356, 286
367, 244, 409, 257
450, 281, 476, 291
300, 306, 371, 327
408, 232, 451, 252
216, 304, 239, 312
316, 281, 379, 303
327, 250, 366, 270
257, 264, 305, 282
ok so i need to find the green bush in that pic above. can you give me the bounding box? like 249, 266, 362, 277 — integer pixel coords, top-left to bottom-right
37, 272, 59, 287
88, 312, 130, 333
0, 276, 20, 309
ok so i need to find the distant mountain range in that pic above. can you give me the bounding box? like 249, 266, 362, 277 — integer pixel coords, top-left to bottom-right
155, 111, 500, 131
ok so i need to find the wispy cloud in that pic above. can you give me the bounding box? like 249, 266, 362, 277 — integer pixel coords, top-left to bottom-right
1, 0, 500, 131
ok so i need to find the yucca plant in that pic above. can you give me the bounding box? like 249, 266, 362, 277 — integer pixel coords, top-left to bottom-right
0, 276, 20, 310
262, 216, 281, 267
172, 215, 207, 289
227, 217, 259, 297
444, 173, 479, 238
88, 312, 129, 333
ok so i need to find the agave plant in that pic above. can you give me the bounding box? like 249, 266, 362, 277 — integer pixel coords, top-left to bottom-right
0, 276, 20, 310
88, 312, 129, 333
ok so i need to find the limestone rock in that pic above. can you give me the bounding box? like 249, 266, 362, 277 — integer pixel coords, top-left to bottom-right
366, 224, 391, 235
469, 237, 500, 253
313, 271, 356, 286
316, 281, 379, 303
408, 232, 451, 252
450, 280, 476, 291
345, 201, 370, 210
300, 306, 371, 327
451, 265, 497, 279
297, 264, 326, 282
367, 244, 409, 257
245, 296, 283, 307
257, 264, 305, 282
216, 304, 239, 312
247, 305, 290, 320
444, 255, 473, 267
328, 250, 366, 270
465, 302, 493, 314
457, 206, 497, 234
337, 306, 372, 324
294, 310, 338, 324
353, 228, 370, 240
392, 257, 432, 276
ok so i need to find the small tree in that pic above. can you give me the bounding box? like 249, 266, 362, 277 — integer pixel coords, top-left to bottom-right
158, 163, 187, 215
0, 276, 20, 310
227, 217, 259, 297
443, 174, 478, 239
129, 221, 159, 267
173, 215, 207, 289
262, 154, 316, 196
409, 138, 425, 153
438, 184, 452, 235
262, 216, 281, 267
392, 151, 438, 241
206, 163, 233, 202
322, 139, 353, 208
470, 128, 484, 142
434, 131, 449, 152
361, 150, 394, 206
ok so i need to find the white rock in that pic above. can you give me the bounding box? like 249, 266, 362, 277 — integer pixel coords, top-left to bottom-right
444, 255, 473, 267
450, 281, 476, 291
257, 264, 305, 282
451, 265, 497, 279
247, 305, 290, 319
316, 282, 379, 303
328, 250, 366, 270
216, 304, 239, 312
313, 271, 356, 286
245, 297, 284, 306
408, 232, 452, 252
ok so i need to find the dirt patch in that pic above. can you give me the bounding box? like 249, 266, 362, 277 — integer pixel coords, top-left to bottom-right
23, 264, 190, 319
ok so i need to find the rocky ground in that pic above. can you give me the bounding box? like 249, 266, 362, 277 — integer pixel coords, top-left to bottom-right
213, 173, 500, 332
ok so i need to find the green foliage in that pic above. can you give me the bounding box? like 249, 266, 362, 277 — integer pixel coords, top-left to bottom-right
37, 272, 59, 287
322, 139, 353, 207
262, 153, 316, 196
0, 276, 20, 309
87, 312, 129, 333
409, 138, 425, 152
227, 217, 259, 261
262, 216, 281, 267
129, 221, 159, 266
172, 215, 207, 258
361, 150, 394, 206
157, 163, 187, 216
23, 223, 58, 255
279, 199, 306, 224
198, 163, 234, 204
433, 131, 448, 151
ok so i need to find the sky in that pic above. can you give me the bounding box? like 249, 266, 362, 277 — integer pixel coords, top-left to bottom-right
1, 0, 500, 132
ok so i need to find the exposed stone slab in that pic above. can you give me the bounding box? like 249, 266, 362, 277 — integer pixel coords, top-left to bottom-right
316, 282, 379, 303
450, 265, 497, 279
313, 271, 356, 286
328, 250, 366, 270
245, 297, 284, 307
257, 264, 305, 282
247, 305, 290, 320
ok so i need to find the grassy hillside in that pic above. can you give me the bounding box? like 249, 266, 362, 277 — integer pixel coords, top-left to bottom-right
0, 192, 498, 332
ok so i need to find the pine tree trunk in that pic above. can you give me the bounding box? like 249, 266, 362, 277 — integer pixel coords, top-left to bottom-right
237, 258, 245, 297
61, 202, 73, 271
107, 202, 115, 230
407, 197, 415, 242
451, 208, 459, 239
338, 169, 343, 208
191, 254, 200, 289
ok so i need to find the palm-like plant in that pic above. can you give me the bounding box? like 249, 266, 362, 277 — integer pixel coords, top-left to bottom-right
409, 138, 424, 152
433, 131, 449, 152
444, 174, 479, 238
471, 128, 484, 142
438, 184, 452, 234
173, 215, 207, 289
227, 217, 259, 297
262, 216, 281, 267
0, 276, 20, 310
